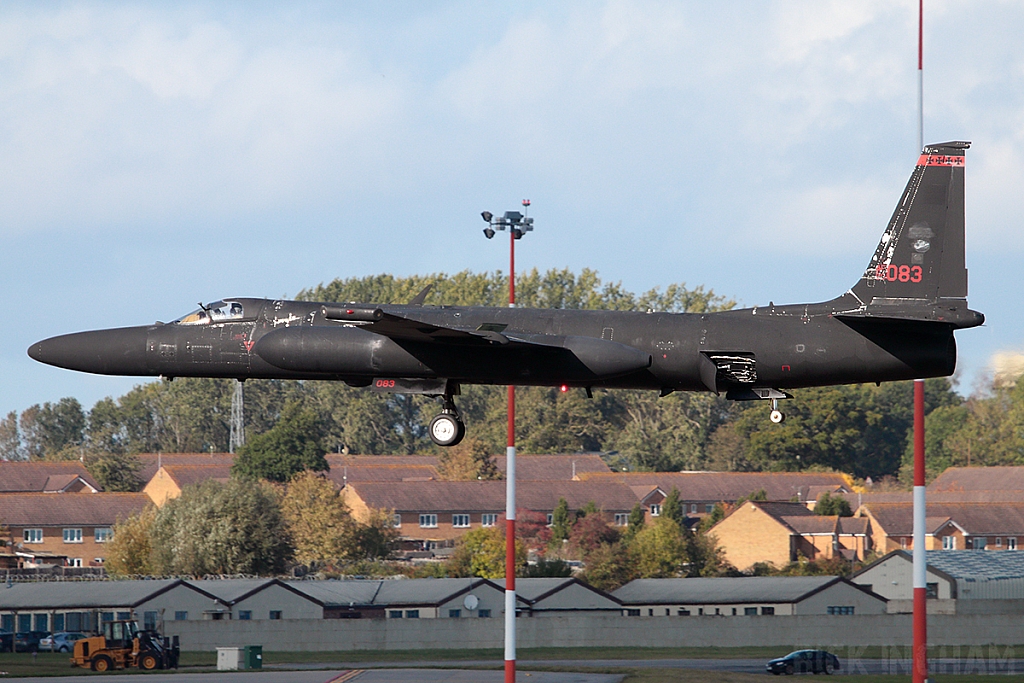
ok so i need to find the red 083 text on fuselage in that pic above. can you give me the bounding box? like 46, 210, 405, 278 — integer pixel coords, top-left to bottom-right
874, 264, 923, 283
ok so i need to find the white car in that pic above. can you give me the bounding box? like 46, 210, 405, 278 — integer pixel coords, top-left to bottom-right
38, 631, 87, 653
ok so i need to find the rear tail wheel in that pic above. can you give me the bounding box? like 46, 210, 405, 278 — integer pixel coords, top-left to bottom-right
770, 409, 785, 424
91, 655, 113, 672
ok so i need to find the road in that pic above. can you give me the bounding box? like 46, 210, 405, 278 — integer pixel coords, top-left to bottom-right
1, 669, 625, 683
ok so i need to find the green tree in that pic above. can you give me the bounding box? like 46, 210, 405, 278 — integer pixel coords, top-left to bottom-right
150, 479, 292, 575
523, 558, 572, 577
0, 411, 21, 461
447, 526, 525, 578
105, 506, 157, 577
233, 402, 329, 482
813, 492, 852, 517
631, 517, 689, 578
350, 507, 401, 561
281, 471, 356, 566
580, 542, 637, 591
550, 498, 573, 543
19, 398, 86, 460
625, 503, 645, 540
83, 451, 143, 492
662, 488, 684, 526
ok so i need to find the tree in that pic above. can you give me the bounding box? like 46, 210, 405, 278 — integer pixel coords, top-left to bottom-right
150, 479, 292, 576
567, 514, 619, 559
447, 526, 525, 578
625, 503, 645, 540
19, 398, 86, 460
631, 517, 689, 578
0, 412, 21, 461
437, 438, 501, 481
281, 471, 356, 566
550, 498, 573, 543
580, 542, 637, 592
662, 488, 684, 526
105, 506, 157, 577
814, 492, 852, 517
523, 558, 572, 578
83, 451, 143, 492
233, 402, 329, 482
350, 507, 401, 561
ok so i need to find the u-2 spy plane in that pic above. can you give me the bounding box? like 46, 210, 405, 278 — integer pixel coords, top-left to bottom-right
30, 142, 984, 447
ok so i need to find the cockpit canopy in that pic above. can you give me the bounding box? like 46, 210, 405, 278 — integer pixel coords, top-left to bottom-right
174, 300, 245, 326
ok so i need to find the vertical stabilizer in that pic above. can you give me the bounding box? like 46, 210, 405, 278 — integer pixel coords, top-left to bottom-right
851, 141, 970, 304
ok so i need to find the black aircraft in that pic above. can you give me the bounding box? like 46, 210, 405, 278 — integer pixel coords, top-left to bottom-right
29, 142, 984, 447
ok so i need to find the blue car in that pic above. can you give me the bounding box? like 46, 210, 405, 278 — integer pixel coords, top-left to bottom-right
766, 650, 840, 675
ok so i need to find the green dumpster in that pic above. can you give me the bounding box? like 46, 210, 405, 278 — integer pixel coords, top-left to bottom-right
243, 645, 262, 669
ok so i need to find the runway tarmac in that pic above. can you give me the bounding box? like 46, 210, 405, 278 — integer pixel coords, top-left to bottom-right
2, 669, 625, 683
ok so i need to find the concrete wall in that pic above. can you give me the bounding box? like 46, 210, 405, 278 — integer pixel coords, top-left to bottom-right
163, 613, 1024, 652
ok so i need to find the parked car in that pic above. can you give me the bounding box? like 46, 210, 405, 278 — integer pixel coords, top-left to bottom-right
14, 630, 51, 653
0, 630, 13, 652
766, 650, 841, 675
39, 631, 88, 653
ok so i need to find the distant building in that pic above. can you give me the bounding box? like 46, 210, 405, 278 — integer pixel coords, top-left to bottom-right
0, 461, 100, 493
143, 464, 233, 505
928, 466, 1024, 495
709, 501, 871, 571
0, 493, 150, 567
612, 576, 887, 616
855, 502, 1024, 553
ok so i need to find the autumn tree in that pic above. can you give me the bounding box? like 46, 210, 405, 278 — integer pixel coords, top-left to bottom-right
281, 471, 355, 566
567, 513, 619, 560
447, 526, 525, 578
632, 517, 689, 578
150, 479, 292, 576
233, 401, 329, 482
105, 506, 158, 577
580, 542, 637, 591
437, 437, 501, 481
350, 507, 401, 561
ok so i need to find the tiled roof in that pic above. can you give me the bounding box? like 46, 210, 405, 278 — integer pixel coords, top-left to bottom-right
137, 453, 235, 484
839, 491, 1024, 505
325, 464, 439, 486
781, 515, 839, 534
578, 471, 848, 503
929, 466, 1024, 493
0, 462, 100, 493
613, 576, 852, 605
161, 464, 234, 488
492, 454, 612, 480
0, 492, 150, 526
345, 480, 640, 513
857, 502, 1024, 535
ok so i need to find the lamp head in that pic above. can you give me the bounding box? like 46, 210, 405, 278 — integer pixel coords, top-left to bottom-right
481, 211, 493, 223
483, 227, 495, 239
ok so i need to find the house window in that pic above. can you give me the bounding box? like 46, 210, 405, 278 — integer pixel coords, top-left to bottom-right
648, 608, 654, 616
175, 611, 188, 621
269, 611, 282, 620
714, 608, 720, 615
478, 609, 491, 618
23, 528, 43, 543
705, 504, 714, 514
117, 611, 130, 620
546, 514, 554, 525
625, 609, 640, 617
68, 558, 83, 567
419, 514, 438, 528
53, 614, 65, 631
482, 514, 498, 527
650, 504, 661, 517
95, 527, 113, 543
35, 614, 48, 632
452, 514, 471, 528
761, 607, 775, 615
690, 504, 697, 514
238, 611, 252, 620
63, 528, 83, 543
393, 514, 402, 528
1009, 538, 1018, 550
448, 609, 461, 618
389, 611, 403, 619
144, 611, 158, 630
942, 536, 956, 550
93, 558, 105, 565
926, 583, 939, 599
18, 614, 31, 632
614, 513, 629, 526
901, 537, 908, 549
996, 537, 1003, 548
405, 610, 419, 619
744, 607, 758, 616
677, 608, 690, 616
972, 537, 987, 550
827, 606, 855, 615
698, 608, 704, 615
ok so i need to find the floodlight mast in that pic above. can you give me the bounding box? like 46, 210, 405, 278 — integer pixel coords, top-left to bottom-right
481, 199, 535, 683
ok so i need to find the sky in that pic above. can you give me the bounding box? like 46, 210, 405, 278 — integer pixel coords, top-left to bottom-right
3, 1, 1024, 419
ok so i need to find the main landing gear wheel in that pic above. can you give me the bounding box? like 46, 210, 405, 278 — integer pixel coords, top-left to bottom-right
429, 413, 465, 447
770, 409, 785, 424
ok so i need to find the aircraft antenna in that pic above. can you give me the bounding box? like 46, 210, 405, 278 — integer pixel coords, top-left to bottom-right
229, 380, 245, 453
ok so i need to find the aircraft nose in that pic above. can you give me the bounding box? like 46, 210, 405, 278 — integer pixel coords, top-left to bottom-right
28, 327, 152, 376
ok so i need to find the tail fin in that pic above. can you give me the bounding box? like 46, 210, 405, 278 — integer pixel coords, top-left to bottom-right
851, 141, 970, 305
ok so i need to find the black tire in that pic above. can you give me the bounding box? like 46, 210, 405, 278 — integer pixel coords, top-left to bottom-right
58, 645, 70, 653
450, 419, 466, 446
139, 651, 160, 670
785, 663, 794, 676
91, 655, 113, 672
824, 659, 834, 675
429, 413, 462, 446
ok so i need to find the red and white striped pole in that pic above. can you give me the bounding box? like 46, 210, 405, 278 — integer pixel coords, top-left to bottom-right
913, 379, 928, 683
913, 5, 928, 683
505, 220, 517, 683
